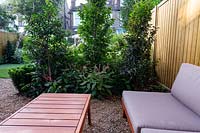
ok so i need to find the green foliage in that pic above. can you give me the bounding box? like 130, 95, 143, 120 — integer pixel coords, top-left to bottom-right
121, 0, 158, 89
8, 0, 166, 98
13, 0, 62, 21
67, 44, 86, 66
0, 5, 17, 31
22, 36, 34, 63
25, 1, 68, 82
78, 0, 114, 65
3, 41, 23, 64
0, 56, 3, 64
3, 41, 16, 63
44, 65, 114, 98
10, 1, 73, 97
121, 0, 160, 29
106, 34, 127, 65
14, 48, 23, 64
121, 0, 138, 29
45, 67, 81, 93
8, 64, 35, 94
78, 65, 113, 98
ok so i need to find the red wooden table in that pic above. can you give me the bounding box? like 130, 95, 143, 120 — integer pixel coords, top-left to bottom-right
0, 93, 91, 133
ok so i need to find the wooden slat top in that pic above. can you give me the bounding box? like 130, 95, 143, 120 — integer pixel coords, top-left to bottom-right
0, 93, 91, 133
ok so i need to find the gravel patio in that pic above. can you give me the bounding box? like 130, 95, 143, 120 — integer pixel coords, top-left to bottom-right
0, 79, 131, 133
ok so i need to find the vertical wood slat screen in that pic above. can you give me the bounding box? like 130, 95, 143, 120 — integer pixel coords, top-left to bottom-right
152, 0, 200, 88
0, 32, 17, 56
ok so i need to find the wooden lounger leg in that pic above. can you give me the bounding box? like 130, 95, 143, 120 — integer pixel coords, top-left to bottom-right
88, 103, 92, 125
121, 98, 127, 118
121, 98, 135, 133
123, 109, 127, 118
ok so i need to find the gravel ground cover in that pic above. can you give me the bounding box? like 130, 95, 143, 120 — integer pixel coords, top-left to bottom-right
0, 78, 131, 133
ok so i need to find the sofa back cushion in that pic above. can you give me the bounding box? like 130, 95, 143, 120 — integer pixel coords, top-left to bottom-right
171, 63, 200, 116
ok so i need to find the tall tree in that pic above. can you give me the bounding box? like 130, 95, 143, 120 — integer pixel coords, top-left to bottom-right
25, 0, 67, 82
0, 5, 17, 31
10, 0, 62, 22
121, 0, 159, 89
78, 0, 114, 65
121, 0, 138, 29
121, 0, 160, 30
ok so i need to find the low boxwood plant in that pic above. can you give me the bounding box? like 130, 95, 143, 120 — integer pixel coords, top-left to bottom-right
8, 64, 36, 94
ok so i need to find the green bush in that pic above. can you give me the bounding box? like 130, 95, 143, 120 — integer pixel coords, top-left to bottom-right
0, 56, 3, 64
22, 36, 33, 63
45, 67, 81, 93
44, 65, 115, 99
3, 41, 16, 63
106, 34, 127, 65
78, 0, 114, 65
121, 0, 158, 90
9, 64, 36, 94
25, 1, 68, 82
14, 48, 23, 64
78, 65, 113, 98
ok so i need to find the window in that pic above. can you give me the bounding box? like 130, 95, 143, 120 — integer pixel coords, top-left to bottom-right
73, 12, 81, 26
120, 0, 124, 7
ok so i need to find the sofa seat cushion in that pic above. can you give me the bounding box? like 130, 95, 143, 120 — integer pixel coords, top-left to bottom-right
122, 91, 200, 133
141, 128, 200, 133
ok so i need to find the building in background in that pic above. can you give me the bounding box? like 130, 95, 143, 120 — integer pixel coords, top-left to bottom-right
68, 0, 124, 34
59, 0, 71, 30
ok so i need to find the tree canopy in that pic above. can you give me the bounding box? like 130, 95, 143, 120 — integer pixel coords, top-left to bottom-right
9, 0, 62, 22
0, 5, 17, 31
78, 0, 114, 65
121, 0, 160, 29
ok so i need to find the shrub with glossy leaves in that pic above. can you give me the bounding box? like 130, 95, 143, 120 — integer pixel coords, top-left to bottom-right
78, 0, 114, 65
122, 0, 158, 89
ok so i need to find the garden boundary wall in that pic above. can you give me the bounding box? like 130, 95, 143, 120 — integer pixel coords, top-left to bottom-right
152, 0, 200, 88
0, 31, 18, 56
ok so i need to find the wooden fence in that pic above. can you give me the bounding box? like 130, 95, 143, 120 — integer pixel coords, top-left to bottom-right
0, 31, 18, 56
152, 0, 200, 88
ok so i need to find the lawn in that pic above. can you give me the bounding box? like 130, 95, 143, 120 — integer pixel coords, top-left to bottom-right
0, 64, 24, 78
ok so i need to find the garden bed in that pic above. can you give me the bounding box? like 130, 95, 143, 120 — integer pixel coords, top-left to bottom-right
0, 79, 131, 133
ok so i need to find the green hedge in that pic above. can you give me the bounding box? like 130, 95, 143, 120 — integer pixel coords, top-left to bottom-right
8, 64, 36, 94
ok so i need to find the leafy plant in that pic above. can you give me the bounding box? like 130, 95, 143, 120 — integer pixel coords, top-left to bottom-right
121, 0, 139, 29
14, 0, 63, 22
25, 1, 68, 82
106, 34, 127, 65
0, 56, 3, 64
22, 36, 34, 63
121, 0, 160, 29
78, 0, 114, 65
8, 64, 36, 94
121, 0, 158, 89
78, 65, 113, 98
45, 67, 81, 93
0, 5, 17, 31
13, 48, 23, 63
3, 41, 16, 63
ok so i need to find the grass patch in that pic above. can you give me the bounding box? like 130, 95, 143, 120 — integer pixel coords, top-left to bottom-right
0, 64, 25, 78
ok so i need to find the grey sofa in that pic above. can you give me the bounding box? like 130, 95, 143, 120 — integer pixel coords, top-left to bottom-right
122, 63, 200, 133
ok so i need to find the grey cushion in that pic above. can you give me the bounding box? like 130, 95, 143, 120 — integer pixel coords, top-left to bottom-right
141, 128, 200, 133
171, 63, 200, 116
122, 91, 200, 133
